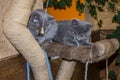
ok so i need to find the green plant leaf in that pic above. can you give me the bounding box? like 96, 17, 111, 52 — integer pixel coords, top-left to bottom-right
116, 56, 120, 64
87, 4, 97, 18
95, 0, 106, 6
58, 0, 66, 9
107, 26, 120, 49
97, 6, 104, 12
98, 20, 103, 28
64, 0, 72, 7
52, 0, 59, 9
76, 0, 85, 13
86, 0, 93, 3
112, 11, 120, 24
108, 71, 117, 80
118, 49, 120, 55
111, 0, 119, 3
108, 2, 115, 11
115, 26, 120, 34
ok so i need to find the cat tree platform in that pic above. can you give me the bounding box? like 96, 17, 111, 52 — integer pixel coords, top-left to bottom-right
41, 38, 119, 63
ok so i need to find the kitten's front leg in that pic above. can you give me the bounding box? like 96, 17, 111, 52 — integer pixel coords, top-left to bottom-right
36, 36, 46, 44
63, 38, 79, 46
85, 43, 93, 47
82, 40, 93, 47
73, 40, 80, 47
88, 43, 93, 47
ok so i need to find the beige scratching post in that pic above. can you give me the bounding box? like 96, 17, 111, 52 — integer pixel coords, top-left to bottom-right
3, 0, 49, 80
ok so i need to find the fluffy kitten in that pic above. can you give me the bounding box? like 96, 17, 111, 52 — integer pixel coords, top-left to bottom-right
53, 19, 93, 47
28, 9, 92, 47
27, 9, 58, 44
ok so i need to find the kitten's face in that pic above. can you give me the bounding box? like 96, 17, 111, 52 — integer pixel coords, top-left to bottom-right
30, 13, 42, 30
28, 9, 55, 35
70, 19, 92, 41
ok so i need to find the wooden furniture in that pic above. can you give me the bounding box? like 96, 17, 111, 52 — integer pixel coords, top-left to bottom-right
0, 55, 34, 80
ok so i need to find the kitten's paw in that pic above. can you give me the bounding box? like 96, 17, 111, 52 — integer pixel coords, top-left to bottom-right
49, 40, 53, 43
50, 56, 59, 61
36, 37, 45, 44
64, 40, 78, 46
64, 42, 77, 46
88, 43, 94, 47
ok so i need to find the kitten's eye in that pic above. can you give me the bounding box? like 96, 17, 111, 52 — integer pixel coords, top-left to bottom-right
71, 19, 78, 27
80, 34, 84, 37
34, 15, 39, 19
33, 15, 39, 23
74, 32, 77, 35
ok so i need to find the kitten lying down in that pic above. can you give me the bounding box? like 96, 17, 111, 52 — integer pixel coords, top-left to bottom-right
27, 9, 93, 60
53, 18, 93, 47
27, 9, 93, 47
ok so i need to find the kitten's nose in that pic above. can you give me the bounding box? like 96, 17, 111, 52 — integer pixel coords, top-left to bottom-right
77, 37, 80, 40
77, 36, 83, 40
36, 27, 39, 29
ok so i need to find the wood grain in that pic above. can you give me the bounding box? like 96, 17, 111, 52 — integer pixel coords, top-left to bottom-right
0, 55, 34, 80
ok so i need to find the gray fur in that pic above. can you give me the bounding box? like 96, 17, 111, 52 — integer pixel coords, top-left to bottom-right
27, 9, 58, 44
53, 19, 93, 47
28, 9, 92, 47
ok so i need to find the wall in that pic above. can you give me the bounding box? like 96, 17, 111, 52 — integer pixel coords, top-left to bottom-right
84, 1, 120, 30
46, 0, 84, 21
46, 0, 120, 30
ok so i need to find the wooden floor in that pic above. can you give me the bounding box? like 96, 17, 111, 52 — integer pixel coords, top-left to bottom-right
0, 55, 34, 80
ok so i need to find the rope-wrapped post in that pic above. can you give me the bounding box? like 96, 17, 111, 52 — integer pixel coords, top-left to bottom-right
55, 60, 76, 80
32, 0, 43, 10
91, 39, 119, 62
41, 39, 119, 63
3, 0, 49, 80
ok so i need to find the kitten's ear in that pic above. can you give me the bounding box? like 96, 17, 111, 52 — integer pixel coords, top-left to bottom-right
32, 13, 40, 19
30, 12, 40, 23
86, 23, 93, 28
71, 19, 78, 26
48, 15, 55, 20
47, 15, 55, 22
86, 23, 93, 31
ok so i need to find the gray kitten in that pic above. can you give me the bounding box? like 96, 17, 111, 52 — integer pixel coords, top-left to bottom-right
28, 9, 92, 47
27, 9, 58, 44
53, 19, 93, 47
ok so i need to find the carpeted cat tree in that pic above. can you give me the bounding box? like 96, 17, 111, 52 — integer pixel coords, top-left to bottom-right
2, 0, 119, 80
